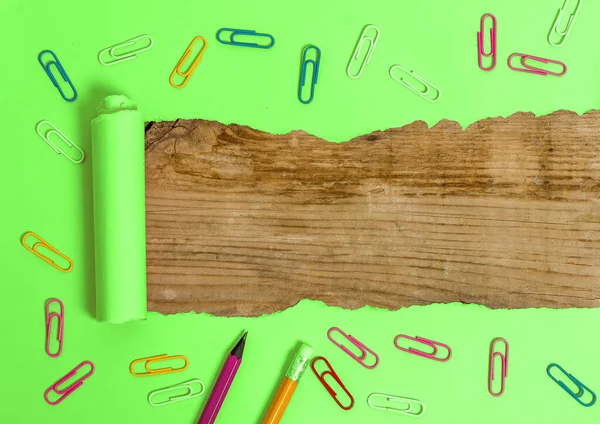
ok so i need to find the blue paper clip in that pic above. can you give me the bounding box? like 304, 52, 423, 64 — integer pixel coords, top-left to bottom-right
38, 50, 77, 102
547, 363, 596, 407
298, 45, 321, 104
216, 28, 275, 49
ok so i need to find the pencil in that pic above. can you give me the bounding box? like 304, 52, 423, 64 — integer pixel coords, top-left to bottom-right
197, 332, 247, 424
262, 343, 313, 424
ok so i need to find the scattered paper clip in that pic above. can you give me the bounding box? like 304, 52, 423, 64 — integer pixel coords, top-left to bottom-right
346, 24, 380, 79
548, 0, 582, 47
389, 65, 441, 103
130, 354, 189, 376
488, 337, 509, 397
35, 120, 85, 164
311, 356, 354, 410
367, 393, 425, 417
44, 361, 95, 405
507, 53, 567, 77
547, 363, 596, 407
148, 379, 205, 407
38, 50, 77, 102
98, 34, 154, 66
298, 45, 321, 104
477, 13, 497, 71
169, 36, 208, 89
21, 231, 74, 273
327, 327, 379, 369
45, 298, 64, 358
394, 334, 451, 362
216, 28, 275, 49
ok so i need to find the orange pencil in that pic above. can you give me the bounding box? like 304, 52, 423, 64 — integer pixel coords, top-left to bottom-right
262, 343, 313, 424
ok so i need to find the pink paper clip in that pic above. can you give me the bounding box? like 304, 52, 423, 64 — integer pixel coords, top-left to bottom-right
327, 327, 379, 369
507, 53, 567, 77
393, 334, 452, 362
45, 298, 64, 358
311, 356, 355, 410
488, 338, 508, 397
477, 13, 497, 71
44, 361, 95, 405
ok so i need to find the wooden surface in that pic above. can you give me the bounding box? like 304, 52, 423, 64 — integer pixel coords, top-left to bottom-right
145, 111, 600, 316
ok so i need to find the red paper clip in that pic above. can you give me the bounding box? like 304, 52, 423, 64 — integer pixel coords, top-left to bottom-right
394, 334, 452, 362
311, 356, 354, 410
327, 327, 379, 369
477, 13, 496, 71
507, 53, 567, 77
45, 298, 64, 358
44, 361, 95, 405
488, 338, 509, 397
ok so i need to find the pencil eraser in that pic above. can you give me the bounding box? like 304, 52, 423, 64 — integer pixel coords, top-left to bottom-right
298, 343, 313, 358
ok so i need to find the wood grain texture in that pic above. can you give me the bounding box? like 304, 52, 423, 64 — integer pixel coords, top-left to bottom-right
145, 111, 600, 316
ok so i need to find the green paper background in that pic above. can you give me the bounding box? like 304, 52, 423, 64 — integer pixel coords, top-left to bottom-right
1, 0, 599, 422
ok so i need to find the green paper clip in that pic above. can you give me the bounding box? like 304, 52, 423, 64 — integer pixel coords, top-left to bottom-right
148, 379, 205, 407
367, 393, 425, 417
98, 34, 154, 66
35, 120, 85, 164
548, 0, 582, 47
389, 65, 441, 103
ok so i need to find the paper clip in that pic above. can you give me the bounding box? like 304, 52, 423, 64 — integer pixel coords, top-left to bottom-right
389, 65, 441, 103
393, 334, 451, 362
311, 356, 354, 410
548, 0, 582, 47
507, 53, 567, 77
148, 379, 205, 407
21, 232, 74, 273
169, 36, 208, 89
216, 28, 275, 49
98, 34, 154, 66
45, 298, 64, 358
35, 120, 85, 164
477, 14, 497, 71
488, 337, 508, 397
547, 364, 596, 407
44, 361, 95, 405
367, 393, 425, 417
298, 45, 321, 104
327, 327, 379, 369
346, 24, 380, 79
130, 354, 189, 376
38, 50, 77, 102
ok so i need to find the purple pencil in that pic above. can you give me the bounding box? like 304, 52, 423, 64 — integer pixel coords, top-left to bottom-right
197, 332, 247, 424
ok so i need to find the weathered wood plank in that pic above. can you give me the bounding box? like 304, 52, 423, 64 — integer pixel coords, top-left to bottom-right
145, 111, 600, 316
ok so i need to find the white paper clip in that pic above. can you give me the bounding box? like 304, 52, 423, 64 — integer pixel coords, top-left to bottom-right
346, 24, 380, 79
98, 34, 154, 66
367, 393, 425, 417
389, 65, 441, 103
35, 120, 85, 164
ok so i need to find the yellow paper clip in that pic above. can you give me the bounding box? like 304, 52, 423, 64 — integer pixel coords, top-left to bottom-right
130, 354, 189, 377
36, 121, 85, 164
21, 232, 73, 273
169, 36, 208, 89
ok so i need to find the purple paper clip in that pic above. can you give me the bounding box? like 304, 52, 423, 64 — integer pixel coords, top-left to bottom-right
488, 338, 509, 397
508, 53, 567, 77
327, 327, 379, 369
393, 334, 452, 362
45, 298, 64, 358
44, 361, 95, 405
477, 13, 497, 71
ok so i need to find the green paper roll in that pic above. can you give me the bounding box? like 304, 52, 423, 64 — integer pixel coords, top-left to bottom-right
92, 95, 146, 323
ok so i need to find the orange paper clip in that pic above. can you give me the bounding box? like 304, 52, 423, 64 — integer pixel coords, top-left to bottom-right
46, 298, 64, 358
327, 327, 379, 369
169, 36, 208, 88
21, 231, 73, 273
44, 361, 95, 405
311, 356, 354, 410
130, 354, 189, 376
488, 337, 509, 396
